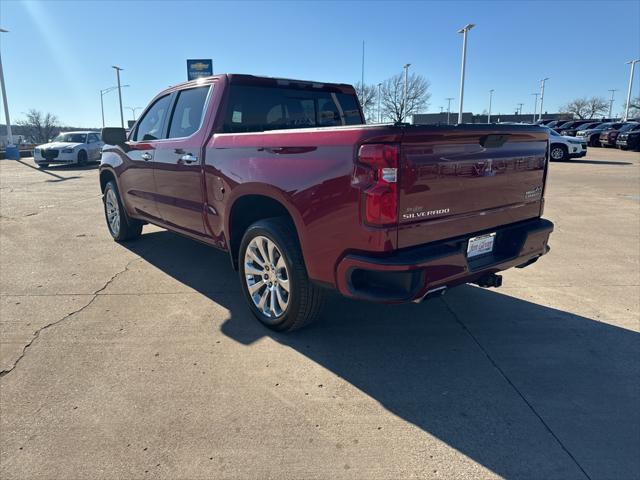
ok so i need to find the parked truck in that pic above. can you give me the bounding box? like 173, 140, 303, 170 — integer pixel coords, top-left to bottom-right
99, 74, 554, 331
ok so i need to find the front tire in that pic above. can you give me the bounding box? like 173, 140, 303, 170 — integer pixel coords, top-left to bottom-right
589, 136, 600, 147
550, 144, 568, 161
239, 218, 324, 331
77, 150, 88, 166
103, 180, 143, 242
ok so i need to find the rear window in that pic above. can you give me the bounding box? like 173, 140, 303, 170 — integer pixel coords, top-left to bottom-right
222, 85, 363, 133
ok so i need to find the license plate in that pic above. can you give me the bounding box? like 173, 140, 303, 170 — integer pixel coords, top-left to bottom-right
467, 233, 496, 258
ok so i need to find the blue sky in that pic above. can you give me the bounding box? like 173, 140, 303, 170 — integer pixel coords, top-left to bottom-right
1, 0, 639, 127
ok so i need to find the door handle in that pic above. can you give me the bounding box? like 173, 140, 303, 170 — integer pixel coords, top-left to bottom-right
179, 154, 198, 164
141, 152, 152, 161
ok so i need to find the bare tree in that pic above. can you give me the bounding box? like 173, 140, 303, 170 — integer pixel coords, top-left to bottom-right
622, 96, 640, 118
560, 97, 608, 119
354, 82, 378, 123
380, 72, 431, 123
17, 109, 60, 143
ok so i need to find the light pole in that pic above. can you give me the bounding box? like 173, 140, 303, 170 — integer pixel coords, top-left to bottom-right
112, 65, 125, 128
457, 23, 475, 124
100, 85, 129, 128
487, 89, 494, 123
0, 28, 18, 159
517, 103, 524, 116
538, 77, 549, 121
446, 97, 454, 125
377, 82, 382, 123
531, 92, 539, 123
607, 89, 617, 118
361, 41, 365, 93
439, 106, 444, 113
125, 106, 143, 122
624, 59, 639, 121
403, 63, 411, 121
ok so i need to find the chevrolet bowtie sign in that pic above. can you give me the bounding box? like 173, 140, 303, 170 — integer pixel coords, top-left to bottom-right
187, 59, 213, 81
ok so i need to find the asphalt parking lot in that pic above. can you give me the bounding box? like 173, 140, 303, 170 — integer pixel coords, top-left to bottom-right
1, 149, 639, 480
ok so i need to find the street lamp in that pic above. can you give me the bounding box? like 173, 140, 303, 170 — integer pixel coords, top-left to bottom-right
446, 97, 454, 125
0, 28, 18, 160
112, 65, 125, 128
488, 89, 494, 123
517, 103, 524, 115
125, 106, 143, 122
377, 82, 382, 123
607, 89, 618, 118
624, 60, 639, 121
457, 23, 475, 124
403, 63, 411, 121
100, 84, 129, 128
538, 77, 549, 122
531, 92, 539, 123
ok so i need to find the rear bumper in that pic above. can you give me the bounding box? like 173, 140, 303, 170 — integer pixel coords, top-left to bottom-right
335, 218, 553, 303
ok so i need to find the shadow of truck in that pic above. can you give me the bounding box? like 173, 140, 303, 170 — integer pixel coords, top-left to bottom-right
124, 230, 639, 480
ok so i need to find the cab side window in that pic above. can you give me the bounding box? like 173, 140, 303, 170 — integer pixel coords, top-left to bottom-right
87, 133, 100, 143
167, 86, 210, 139
134, 95, 172, 142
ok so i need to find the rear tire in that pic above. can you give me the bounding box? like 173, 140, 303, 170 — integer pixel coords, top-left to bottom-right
103, 180, 143, 242
550, 144, 568, 161
239, 217, 324, 331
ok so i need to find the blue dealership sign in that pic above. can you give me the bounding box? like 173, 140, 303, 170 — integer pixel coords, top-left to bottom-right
187, 59, 213, 81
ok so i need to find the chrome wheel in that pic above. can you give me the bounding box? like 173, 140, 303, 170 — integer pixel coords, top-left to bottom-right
105, 188, 120, 236
550, 146, 565, 160
244, 235, 290, 320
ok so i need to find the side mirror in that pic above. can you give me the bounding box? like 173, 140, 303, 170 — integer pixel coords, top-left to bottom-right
101, 127, 127, 147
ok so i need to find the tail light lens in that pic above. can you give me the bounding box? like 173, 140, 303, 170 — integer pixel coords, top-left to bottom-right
354, 143, 399, 226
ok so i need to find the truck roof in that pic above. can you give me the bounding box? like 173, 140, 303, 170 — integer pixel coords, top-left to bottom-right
166, 74, 356, 94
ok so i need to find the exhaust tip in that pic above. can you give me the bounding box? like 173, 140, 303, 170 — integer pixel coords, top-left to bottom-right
473, 273, 502, 288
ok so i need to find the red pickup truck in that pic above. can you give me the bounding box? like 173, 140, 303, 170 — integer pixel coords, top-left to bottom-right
100, 74, 553, 331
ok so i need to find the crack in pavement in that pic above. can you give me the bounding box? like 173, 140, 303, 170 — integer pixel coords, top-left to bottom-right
0, 257, 139, 379
440, 296, 592, 480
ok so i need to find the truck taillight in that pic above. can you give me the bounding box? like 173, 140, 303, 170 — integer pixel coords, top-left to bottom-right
356, 143, 399, 226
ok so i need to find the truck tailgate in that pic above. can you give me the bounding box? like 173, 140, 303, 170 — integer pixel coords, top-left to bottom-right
397, 126, 548, 249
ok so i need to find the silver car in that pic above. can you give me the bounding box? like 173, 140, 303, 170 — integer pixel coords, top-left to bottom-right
33, 131, 104, 168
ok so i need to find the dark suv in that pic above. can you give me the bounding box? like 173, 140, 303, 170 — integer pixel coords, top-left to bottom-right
553, 119, 599, 134
561, 121, 602, 137
600, 122, 638, 147
615, 123, 640, 150
545, 120, 571, 130
577, 122, 624, 147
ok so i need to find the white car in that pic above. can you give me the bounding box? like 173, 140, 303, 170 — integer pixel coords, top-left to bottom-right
33, 131, 104, 168
546, 127, 587, 161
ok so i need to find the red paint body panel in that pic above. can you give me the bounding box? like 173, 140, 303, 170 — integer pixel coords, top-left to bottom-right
100, 74, 553, 302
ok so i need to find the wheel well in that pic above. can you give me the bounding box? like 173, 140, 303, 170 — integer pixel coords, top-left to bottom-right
99, 169, 115, 192
228, 195, 296, 270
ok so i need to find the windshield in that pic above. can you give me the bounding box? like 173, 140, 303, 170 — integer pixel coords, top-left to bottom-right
53, 133, 87, 143
618, 123, 639, 132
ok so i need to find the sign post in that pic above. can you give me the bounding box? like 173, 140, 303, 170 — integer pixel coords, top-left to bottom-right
187, 59, 213, 81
